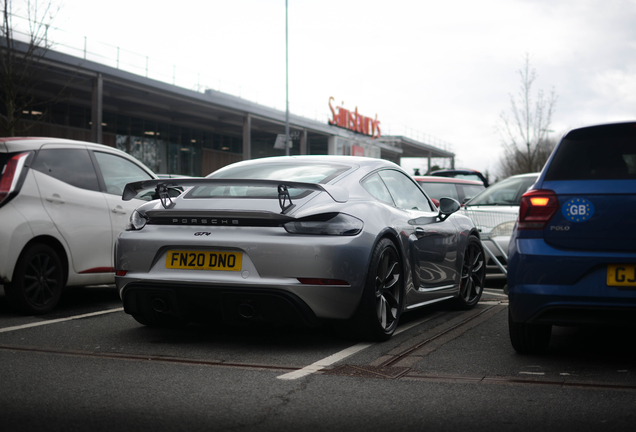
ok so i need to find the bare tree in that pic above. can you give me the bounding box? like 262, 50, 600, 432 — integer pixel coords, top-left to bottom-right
0, 0, 60, 136
498, 53, 558, 177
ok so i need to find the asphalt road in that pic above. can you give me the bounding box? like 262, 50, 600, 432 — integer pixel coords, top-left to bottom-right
1, 283, 635, 432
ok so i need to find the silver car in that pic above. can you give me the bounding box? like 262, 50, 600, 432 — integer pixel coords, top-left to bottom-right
115, 156, 485, 341
462, 172, 539, 277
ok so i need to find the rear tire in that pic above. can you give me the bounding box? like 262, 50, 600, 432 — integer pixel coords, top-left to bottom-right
453, 235, 485, 310
336, 238, 403, 342
508, 308, 551, 354
5, 244, 65, 315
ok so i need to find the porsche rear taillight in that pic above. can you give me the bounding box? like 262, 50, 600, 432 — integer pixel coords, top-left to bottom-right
517, 189, 559, 230
0, 152, 30, 206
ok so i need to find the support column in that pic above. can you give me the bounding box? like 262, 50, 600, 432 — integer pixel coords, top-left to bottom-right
427, 151, 432, 174
328, 136, 337, 155
242, 114, 251, 160
300, 129, 308, 155
91, 74, 103, 144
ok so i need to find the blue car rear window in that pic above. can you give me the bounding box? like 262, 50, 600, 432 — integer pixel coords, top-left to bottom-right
545, 123, 636, 181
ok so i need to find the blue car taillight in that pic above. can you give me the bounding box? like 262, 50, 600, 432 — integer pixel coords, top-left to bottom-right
517, 189, 559, 230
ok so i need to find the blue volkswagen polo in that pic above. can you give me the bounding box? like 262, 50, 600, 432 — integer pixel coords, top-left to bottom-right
507, 121, 636, 354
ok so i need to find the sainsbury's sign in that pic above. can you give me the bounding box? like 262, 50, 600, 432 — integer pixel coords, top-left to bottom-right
328, 97, 381, 139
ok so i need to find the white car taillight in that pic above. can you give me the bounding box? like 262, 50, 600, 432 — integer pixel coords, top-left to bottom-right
0, 152, 30, 206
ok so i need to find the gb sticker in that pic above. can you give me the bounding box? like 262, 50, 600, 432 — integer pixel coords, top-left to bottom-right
562, 198, 594, 222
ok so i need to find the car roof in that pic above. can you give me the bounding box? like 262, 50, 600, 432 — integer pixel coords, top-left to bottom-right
210, 155, 401, 176
230, 155, 398, 166
430, 168, 482, 174
0, 137, 158, 178
506, 172, 540, 179
0, 137, 124, 153
412, 175, 484, 185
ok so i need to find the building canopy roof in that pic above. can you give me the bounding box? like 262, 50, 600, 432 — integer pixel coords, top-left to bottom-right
4, 38, 454, 160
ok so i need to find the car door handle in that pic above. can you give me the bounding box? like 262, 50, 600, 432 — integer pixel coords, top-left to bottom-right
111, 205, 128, 215
46, 194, 65, 204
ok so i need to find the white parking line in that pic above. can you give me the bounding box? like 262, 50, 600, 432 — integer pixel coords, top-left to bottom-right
0, 308, 124, 333
277, 312, 443, 380
484, 289, 508, 298
277, 342, 374, 380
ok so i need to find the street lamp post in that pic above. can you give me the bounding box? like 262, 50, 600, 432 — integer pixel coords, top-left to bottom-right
285, 0, 290, 156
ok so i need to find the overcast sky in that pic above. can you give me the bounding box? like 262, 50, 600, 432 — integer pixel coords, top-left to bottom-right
36, 0, 636, 177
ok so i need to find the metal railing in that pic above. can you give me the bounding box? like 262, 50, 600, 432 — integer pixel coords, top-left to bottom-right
3, 11, 454, 152
460, 208, 518, 275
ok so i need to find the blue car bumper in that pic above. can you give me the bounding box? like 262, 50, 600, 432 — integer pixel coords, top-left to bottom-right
508, 238, 636, 325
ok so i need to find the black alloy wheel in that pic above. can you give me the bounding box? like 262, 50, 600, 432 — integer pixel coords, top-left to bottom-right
454, 235, 485, 309
337, 238, 403, 342
373, 241, 402, 334
5, 244, 64, 314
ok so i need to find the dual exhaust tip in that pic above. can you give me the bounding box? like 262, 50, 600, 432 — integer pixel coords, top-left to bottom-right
237, 303, 256, 319
151, 298, 168, 313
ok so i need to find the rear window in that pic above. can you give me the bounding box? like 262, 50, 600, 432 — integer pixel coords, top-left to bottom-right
460, 184, 486, 201
467, 175, 537, 206
32, 148, 100, 191
190, 162, 350, 198
545, 123, 636, 181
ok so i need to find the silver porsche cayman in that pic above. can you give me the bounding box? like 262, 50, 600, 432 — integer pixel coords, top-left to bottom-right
115, 156, 485, 341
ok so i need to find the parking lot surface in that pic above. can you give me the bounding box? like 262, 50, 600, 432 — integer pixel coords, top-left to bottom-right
1, 284, 635, 431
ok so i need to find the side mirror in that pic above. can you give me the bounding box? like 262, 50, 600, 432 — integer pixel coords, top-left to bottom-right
438, 197, 461, 221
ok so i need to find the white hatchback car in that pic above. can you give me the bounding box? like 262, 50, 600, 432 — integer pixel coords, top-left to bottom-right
0, 137, 158, 314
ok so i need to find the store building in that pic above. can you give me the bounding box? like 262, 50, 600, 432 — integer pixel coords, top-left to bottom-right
2, 39, 455, 176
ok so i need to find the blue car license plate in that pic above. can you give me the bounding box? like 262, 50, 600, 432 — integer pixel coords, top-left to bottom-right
607, 264, 636, 287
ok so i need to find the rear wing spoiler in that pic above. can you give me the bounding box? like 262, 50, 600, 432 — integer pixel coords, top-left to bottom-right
122, 178, 349, 212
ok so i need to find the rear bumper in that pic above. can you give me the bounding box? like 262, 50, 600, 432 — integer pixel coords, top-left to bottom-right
115, 225, 371, 322
508, 238, 636, 325
509, 285, 636, 325
118, 274, 362, 323
120, 282, 324, 327
0, 203, 34, 283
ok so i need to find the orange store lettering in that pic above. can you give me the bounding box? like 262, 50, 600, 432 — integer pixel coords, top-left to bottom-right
328, 97, 381, 139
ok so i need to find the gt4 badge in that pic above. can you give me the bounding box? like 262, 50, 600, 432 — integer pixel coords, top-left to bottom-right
562, 198, 594, 222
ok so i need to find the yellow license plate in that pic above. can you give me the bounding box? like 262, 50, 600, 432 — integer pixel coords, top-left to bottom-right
166, 250, 242, 271
607, 264, 636, 287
